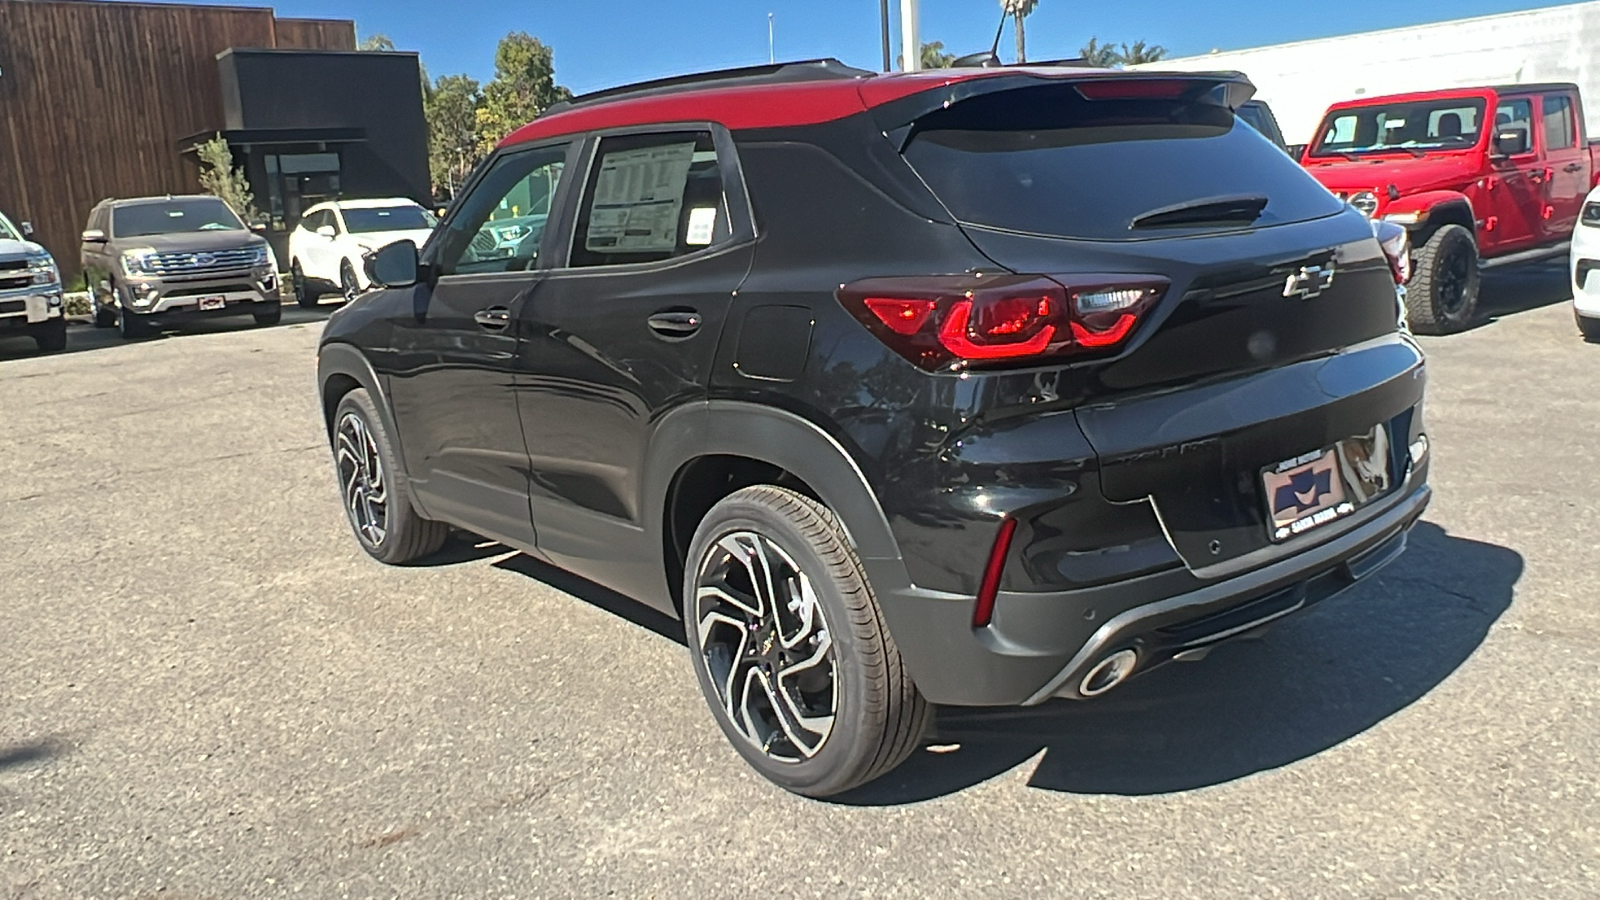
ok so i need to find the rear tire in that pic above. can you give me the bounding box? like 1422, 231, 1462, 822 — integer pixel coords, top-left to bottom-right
1406, 224, 1479, 335
31, 317, 67, 352
331, 388, 449, 565
1579, 313, 1600, 343
683, 485, 929, 798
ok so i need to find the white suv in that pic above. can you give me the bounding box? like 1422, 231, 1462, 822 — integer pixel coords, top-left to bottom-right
1573, 186, 1600, 343
288, 199, 437, 308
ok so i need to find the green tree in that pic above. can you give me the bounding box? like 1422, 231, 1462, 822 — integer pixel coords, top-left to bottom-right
921, 41, 957, 68
195, 135, 260, 222
1000, 0, 1039, 64
358, 33, 396, 52
475, 32, 572, 154
426, 74, 484, 198
1080, 36, 1120, 68
1118, 39, 1168, 66
1079, 37, 1170, 68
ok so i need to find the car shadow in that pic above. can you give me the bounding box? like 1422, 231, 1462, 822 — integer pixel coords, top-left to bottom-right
0, 736, 71, 771
491, 552, 686, 646
0, 303, 337, 362
1472, 259, 1571, 326
833, 521, 1520, 805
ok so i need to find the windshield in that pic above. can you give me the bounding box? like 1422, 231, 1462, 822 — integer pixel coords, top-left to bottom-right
1310, 98, 1488, 157
342, 206, 437, 234
0, 211, 21, 241
112, 198, 244, 237
901, 83, 1343, 241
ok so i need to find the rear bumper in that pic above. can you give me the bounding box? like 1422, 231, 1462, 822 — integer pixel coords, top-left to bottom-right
873, 476, 1429, 706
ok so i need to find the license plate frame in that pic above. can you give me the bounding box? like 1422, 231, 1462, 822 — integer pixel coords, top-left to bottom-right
1262, 426, 1393, 543
197, 295, 226, 311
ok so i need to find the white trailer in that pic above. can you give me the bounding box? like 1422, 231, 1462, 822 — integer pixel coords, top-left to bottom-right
1139, 1, 1600, 146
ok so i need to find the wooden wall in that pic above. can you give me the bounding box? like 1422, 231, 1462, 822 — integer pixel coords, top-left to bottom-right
0, 1, 355, 277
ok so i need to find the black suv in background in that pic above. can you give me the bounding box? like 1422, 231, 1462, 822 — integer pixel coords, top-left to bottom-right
317, 61, 1430, 798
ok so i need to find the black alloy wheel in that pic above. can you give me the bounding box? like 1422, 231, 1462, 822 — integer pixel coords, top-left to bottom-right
336, 408, 390, 549
1405, 224, 1480, 335
330, 389, 449, 564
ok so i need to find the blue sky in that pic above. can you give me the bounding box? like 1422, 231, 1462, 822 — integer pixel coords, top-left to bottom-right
138, 0, 1569, 93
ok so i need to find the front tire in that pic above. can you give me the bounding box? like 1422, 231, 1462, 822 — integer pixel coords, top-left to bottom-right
340, 260, 361, 304
90, 284, 117, 329
1579, 313, 1600, 343
31, 317, 67, 352
331, 388, 449, 564
292, 260, 318, 309
1406, 224, 1480, 335
115, 288, 150, 339
683, 485, 928, 798
253, 302, 282, 326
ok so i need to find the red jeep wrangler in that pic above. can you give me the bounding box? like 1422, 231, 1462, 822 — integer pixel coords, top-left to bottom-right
1303, 84, 1600, 333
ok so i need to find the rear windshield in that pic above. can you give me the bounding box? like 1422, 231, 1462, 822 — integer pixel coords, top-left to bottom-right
343, 206, 436, 234
112, 198, 243, 237
900, 83, 1343, 241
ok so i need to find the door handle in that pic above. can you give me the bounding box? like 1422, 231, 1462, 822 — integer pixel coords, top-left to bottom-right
1565, 162, 1585, 173
474, 306, 511, 329
647, 310, 702, 337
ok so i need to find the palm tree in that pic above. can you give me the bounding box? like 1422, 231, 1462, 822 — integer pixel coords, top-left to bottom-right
1118, 40, 1168, 66
1080, 37, 1119, 68
921, 41, 957, 69
1000, 0, 1038, 64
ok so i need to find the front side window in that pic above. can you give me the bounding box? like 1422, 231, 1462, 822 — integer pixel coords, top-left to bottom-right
112, 198, 244, 237
343, 206, 436, 233
569, 130, 730, 268
1543, 94, 1576, 150
1496, 98, 1535, 153
437, 143, 569, 275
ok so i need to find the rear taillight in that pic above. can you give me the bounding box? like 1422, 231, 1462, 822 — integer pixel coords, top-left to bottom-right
1372, 220, 1412, 285
838, 273, 1167, 371
972, 517, 1018, 629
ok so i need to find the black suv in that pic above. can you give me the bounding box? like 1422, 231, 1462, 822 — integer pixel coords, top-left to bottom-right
316, 61, 1430, 798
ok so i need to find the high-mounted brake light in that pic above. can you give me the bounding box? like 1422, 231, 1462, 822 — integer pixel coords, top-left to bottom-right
1074, 79, 1196, 102
840, 273, 1168, 371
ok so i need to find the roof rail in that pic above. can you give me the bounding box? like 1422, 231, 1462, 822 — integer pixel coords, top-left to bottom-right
541, 58, 875, 117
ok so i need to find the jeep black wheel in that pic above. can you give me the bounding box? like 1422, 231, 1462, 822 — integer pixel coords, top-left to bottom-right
684, 485, 928, 798
292, 260, 318, 309
31, 317, 67, 352
340, 260, 361, 304
1405, 224, 1479, 335
332, 388, 448, 564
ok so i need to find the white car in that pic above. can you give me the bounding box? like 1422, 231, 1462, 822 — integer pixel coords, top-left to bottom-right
1572, 186, 1600, 342
287, 199, 437, 308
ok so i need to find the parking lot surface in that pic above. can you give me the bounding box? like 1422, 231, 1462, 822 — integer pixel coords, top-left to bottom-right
2, 268, 1597, 898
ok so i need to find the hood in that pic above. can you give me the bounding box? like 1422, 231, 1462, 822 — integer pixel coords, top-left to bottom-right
1302, 153, 1482, 197
114, 230, 268, 253
0, 237, 49, 261
347, 229, 434, 250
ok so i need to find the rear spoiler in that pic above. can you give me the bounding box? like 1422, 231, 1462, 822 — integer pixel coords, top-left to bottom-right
867, 71, 1257, 148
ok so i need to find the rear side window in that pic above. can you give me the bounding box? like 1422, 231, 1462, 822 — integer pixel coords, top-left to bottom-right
569, 130, 731, 268
1543, 94, 1576, 150
901, 83, 1343, 241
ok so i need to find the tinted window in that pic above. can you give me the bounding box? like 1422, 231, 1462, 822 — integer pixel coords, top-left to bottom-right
1496, 98, 1534, 153
112, 198, 243, 237
437, 142, 569, 275
299, 210, 326, 232
570, 130, 731, 268
1543, 94, 1575, 150
1311, 99, 1487, 156
343, 206, 436, 233
0, 211, 21, 241
902, 84, 1342, 241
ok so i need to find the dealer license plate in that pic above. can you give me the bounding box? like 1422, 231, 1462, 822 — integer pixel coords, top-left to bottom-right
1262, 426, 1393, 543
198, 296, 226, 311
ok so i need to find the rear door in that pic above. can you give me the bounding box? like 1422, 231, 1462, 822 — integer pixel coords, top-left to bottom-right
512, 126, 754, 603
1540, 90, 1586, 238
890, 77, 1421, 569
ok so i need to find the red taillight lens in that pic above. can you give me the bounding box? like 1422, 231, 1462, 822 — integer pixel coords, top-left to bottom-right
839, 274, 1167, 371
972, 517, 1018, 629
1372, 220, 1412, 285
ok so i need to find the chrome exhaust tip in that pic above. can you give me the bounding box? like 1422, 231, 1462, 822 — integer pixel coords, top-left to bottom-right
1078, 649, 1138, 698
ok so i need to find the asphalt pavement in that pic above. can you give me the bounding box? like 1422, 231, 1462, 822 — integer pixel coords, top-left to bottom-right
1, 268, 1596, 898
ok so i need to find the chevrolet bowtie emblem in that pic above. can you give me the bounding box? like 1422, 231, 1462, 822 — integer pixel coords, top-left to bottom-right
1283, 264, 1336, 299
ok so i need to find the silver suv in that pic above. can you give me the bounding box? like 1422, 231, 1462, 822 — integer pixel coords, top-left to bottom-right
81, 196, 281, 339
0, 209, 66, 353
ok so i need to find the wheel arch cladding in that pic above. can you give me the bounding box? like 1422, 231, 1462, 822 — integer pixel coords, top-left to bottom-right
316, 343, 418, 500
649, 402, 911, 613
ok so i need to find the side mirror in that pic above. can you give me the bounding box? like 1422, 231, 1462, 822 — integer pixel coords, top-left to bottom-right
368, 240, 419, 288
250, 221, 268, 233
82, 229, 107, 243
316, 225, 337, 239
20, 221, 34, 237
1493, 127, 1530, 157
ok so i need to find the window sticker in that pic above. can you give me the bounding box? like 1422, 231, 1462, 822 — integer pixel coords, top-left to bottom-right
685, 207, 718, 246
586, 142, 697, 253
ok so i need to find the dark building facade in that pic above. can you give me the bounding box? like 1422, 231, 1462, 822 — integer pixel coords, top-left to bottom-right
0, 1, 426, 278
183, 49, 431, 261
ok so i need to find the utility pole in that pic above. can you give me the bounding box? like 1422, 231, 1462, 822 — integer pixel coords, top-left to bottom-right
900, 0, 920, 71
879, 0, 891, 71
768, 13, 775, 64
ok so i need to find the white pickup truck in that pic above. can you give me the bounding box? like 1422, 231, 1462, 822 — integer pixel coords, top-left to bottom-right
0, 209, 66, 353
